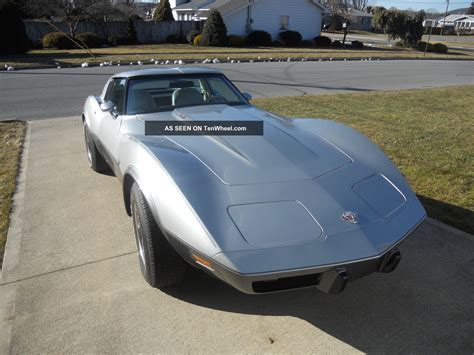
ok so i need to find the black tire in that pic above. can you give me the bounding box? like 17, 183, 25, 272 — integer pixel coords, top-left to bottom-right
83, 123, 108, 173
130, 183, 185, 288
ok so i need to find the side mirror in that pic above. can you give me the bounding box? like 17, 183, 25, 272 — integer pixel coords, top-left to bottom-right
242, 92, 253, 101
100, 100, 115, 112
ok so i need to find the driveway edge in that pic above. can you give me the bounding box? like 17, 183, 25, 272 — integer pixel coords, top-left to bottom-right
426, 217, 474, 240
0, 122, 31, 354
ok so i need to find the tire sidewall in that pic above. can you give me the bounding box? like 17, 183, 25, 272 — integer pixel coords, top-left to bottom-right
131, 185, 155, 285
84, 122, 108, 173
129, 183, 185, 288
83, 123, 94, 168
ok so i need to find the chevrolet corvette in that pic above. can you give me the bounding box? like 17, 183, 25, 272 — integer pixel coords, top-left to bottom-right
82, 67, 426, 294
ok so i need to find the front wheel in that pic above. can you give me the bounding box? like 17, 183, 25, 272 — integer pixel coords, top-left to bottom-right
130, 183, 186, 288
83, 122, 107, 173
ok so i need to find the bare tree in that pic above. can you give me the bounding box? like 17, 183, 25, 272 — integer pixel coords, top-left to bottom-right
23, 0, 113, 36
351, 0, 370, 11
323, 0, 372, 16
322, 0, 351, 19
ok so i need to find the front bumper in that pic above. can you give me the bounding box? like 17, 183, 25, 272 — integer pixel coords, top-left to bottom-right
167, 217, 425, 295
212, 247, 402, 294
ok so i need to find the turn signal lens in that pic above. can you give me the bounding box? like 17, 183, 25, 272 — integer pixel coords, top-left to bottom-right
191, 254, 214, 271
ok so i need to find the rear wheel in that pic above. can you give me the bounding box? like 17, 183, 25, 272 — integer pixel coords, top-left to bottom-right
83, 123, 107, 173
130, 183, 185, 288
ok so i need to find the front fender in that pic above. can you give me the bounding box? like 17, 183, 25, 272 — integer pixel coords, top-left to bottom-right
83, 95, 101, 134
293, 118, 410, 194
121, 142, 221, 258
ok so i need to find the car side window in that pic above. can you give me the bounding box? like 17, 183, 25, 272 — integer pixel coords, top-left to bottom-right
206, 77, 242, 103
105, 78, 127, 114
104, 80, 114, 99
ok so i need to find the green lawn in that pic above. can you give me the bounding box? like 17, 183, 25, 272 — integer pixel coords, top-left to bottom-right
441, 41, 474, 49
1, 43, 472, 69
254, 86, 474, 234
0, 121, 26, 268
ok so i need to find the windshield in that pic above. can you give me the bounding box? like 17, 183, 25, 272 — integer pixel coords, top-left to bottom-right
126, 74, 248, 115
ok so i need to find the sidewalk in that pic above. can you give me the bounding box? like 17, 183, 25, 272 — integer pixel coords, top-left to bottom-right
1, 117, 473, 353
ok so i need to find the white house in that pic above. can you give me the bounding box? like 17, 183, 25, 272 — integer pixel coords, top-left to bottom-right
423, 14, 469, 34
169, 0, 328, 40
454, 16, 474, 33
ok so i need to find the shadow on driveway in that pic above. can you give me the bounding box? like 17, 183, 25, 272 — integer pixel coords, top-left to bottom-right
164, 220, 474, 353
418, 195, 473, 235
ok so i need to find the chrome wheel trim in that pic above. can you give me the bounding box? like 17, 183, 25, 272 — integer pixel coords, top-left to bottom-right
132, 202, 147, 273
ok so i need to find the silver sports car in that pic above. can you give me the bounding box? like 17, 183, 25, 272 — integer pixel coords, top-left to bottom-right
83, 68, 426, 294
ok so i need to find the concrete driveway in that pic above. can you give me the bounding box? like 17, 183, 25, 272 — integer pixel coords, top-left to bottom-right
1, 118, 473, 353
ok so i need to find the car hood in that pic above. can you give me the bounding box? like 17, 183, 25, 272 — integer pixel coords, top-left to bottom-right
135, 105, 426, 270
141, 105, 352, 186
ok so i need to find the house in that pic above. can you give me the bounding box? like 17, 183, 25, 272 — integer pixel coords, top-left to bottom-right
423, 18, 438, 28
436, 14, 467, 33
169, 0, 328, 40
321, 7, 372, 32
454, 15, 474, 33
423, 14, 468, 34
346, 9, 373, 31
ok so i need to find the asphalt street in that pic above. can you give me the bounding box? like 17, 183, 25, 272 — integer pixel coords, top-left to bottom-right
1, 60, 473, 120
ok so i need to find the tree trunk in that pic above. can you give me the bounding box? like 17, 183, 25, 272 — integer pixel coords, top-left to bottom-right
67, 17, 80, 37
68, 22, 76, 37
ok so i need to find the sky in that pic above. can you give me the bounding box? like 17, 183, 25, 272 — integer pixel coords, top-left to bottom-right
372, 0, 471, 12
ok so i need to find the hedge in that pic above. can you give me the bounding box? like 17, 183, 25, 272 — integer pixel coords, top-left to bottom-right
42, 32, 75, 49
279, 30, 302, 47
247, 30, 272, 46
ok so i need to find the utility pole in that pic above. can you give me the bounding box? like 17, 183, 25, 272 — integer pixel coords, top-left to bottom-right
424, 21, 434, 56
440, 0, 450, 36
342, 21, 348, 46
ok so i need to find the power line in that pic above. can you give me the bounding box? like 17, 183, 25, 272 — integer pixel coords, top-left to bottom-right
441, 0, 450, 36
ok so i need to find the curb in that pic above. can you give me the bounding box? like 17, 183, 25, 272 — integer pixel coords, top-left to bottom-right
0, 122, 31, 354
3, 55, 474, 71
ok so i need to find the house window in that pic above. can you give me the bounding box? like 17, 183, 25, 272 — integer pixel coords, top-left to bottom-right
280, 16, 289, 30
